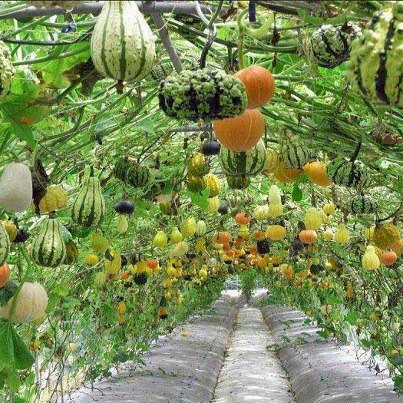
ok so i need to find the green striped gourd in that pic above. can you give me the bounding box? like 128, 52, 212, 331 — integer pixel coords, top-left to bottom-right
279, 129, 313, 169
220, 140, 267, 176
309, 24, 361, 68
327, 158, 370, 189
226, 175, 250, 189
349, 2, 403, 108
91, 1, 156, 82
0, 221, 10, 266
114, 159, 150, 187
31, 218, 66, 267
350, 195, 377, 215
71, 176, 105, 227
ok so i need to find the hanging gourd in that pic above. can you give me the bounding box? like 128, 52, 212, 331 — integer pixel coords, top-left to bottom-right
153, 231, 168, 248
202, 140, 221, 156
31, 218, 66, 267
234, 66, 275, 108
180, 217, 197, 238
323, 202, 336, 216
187, 153, 210, 177
196, 220, 207, 236
304, 207, 322, 230
104, 251, 121, 275
1, 221, 17, 243
379, 250, 398, 266
159, 69, 247, 120
204, 173, 221, 197
362, 245, 380, 270
213, 108, 265, 152
254, 205, 270, 221
268, 203, 283, 218
303, 161, 332, 187
268, 185, 282, 205
266, 225, 286, 241
39, 185, 68, 214
265, 149, 279, 174
0, 262, 10, 288
0, 222, 10, 266
349, 2, 402, 108
327, 144, 370, 189
114, 158, 150, 188
116, 215, 129, 234
279, 129, 313, 169
0, 162, 33, 212
170, 227, 183, 244
91, 1, 155, 82
308, 23, 361, 68
0, 282, 48, 323
373, 222, 400, 249
212, 232, 232, 245
71, 175, 105, 227
335, 223, 350, 244
350, 194, 377, 215
220, 139, 267, 176
64, 240, 79, 265
187, 175, 207, 193
299, 230, 318, 244
0, 41, 15, 99
91, 229, 109, 254
206, 196, 220, 213
226, 175, 250, 189
273, 162, 301, 183
172, 241, 189, 258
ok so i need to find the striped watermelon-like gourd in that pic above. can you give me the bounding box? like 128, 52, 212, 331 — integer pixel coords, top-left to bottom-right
31, 218, 66, 267
91, 1, 156, 82
0, 221, 10, 265
279, 129, 313, 169
71, 176, 105, 227
114, 159, 150, 187
327, 158, 370, 189
226, 175, 250, 189
350, 195, 377, 215
349, 2, 403, 108
220, 139, 267, 176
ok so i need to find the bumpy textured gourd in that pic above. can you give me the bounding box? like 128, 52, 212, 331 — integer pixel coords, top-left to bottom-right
159, 69, 247, 121
71, 176, 105, 227
350, 195, 377, 215
39, 185, 68, 213
204, 173, 221, 197
91, 1, 156, 82
349, 2, 403, 108
373, 222, 400, 249
308, 23, 361, 68
31, 218, 66, 267
0, 162, 33, 212
0, 282, 48, 323
220, 139, 267, 176
0, 41, 15, 99
279, 129, 313, 169
327, 157, 370, 189
114, 159, 150, 187
0, 222, 10, 266
187, 152, 210, 177
187, 175, 207, 192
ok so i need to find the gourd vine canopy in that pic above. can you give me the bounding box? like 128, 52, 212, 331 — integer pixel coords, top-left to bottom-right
0, 1, 401, 400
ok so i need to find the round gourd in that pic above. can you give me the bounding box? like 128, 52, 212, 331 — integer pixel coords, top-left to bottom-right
0, 41, 15, 99
235, 212, 251, 225
153, 231, 168, 248
201, 140, 221, 156
0, 162, 33, 212
195, 220, 207, 236
91, 230, 109, 254
114, 159, 150, 187
323, 202, 336, 216
0, 282, 48, 323
39, 184, 68, 213
187, 175, 206, 192
253, 205, 270, 221
303, 161, 332, 186
0, 222, 10, 266
85, 254, 99, 266
0, 262, 10, 288
213, 108, 265, 152
159, 69, 246, 121
268, 203, 283, 218
279, 129, 313, 169
379, 250, 398, 266
266, 225, 286, 241
349, 2, 403, 108
373, 222, 400, 249
172, 241, 189, 258
71, 176, 105, 227
170, 227, 183, 244
114, 200, 135, 215
308, 23, 361, 68
180, 217, 197, 238
31, 218, 66, 267
212, 232, 232, 245
226, 175, 250, 189
327, 157, 370, 189
299, 230, 318, 244
64, 240, 79, 265
1, 220, 17, 243
91, 1, 155, 82
187, 153, 210, 177
205, 196, 220, 213
220, 139, 267, 176
234, 66, 275, 108
104, 251, 121, 274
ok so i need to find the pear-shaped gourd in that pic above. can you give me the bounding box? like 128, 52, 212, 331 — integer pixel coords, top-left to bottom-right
180, 217, 197, 237
170, 227, 183, 244
0, 162, 32, 212
196, 220, 207, 236
0, 222, 10, 266
362, 245, 380, 270
31, 218, 66, 267
153, 230, 168, 248
304, 207, 322, 230
335, 223, 350, 244
91, 1, 156, 82
71, 176, 105, 227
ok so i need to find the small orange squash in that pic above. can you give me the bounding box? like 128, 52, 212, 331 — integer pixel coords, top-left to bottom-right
303, 161, 332, 187
379, 250, 397, 266
0, 262, 10, 288
213, 109, 265, 152
235, 212, 251, 225
234, 66, 275, 109
212, 231, 232, 245
298, 230, 318, 244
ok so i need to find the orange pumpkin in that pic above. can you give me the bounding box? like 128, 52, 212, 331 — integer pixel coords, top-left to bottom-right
235, 212, 251, 225
212, 231, 232, 245
303, 161, 332, 187
0, 262, 10, 288
379, 250, 398, 266
234, 66, 275, 109
213, 109, 265, 152
273, 162, 301, 183
298, 230, 318, 244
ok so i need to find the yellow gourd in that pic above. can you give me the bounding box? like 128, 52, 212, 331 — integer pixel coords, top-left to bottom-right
180, 217, 197, 237
196, 220, 207, 236
91, 230, 109, 254
85, 254, 99, 266
268, 203, 283, 218
39, 184, 68, 213
253, 205, 270, 220
265, 149, 279, 174
304, 207, 322, 230
323, 229, 334, 241
206, 196, 220, 213
238, 224, 250, 240
335, 223, 350, 244
172, 241, 189, 257
204, 173, 221, 197
2, 220, 17, 242
268, 184, 281, 205
266, 225, 286, 241
362, 245, 380, 270
170, 227, 183, 244
153, 230, 168, 248
195, 237, 206, 252
373, 222, 400, 250
323, 202, 336, 216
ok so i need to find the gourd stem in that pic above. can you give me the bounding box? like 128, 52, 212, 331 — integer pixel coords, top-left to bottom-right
350, 142, 362, 162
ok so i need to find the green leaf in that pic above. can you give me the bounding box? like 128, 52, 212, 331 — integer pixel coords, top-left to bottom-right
393, 376, 403, 393
102, 304, 117, 325
0, 281, 18, 306
0, 321, 15, 369
292, 182, 303, 201
11, 123, 36, 149
345, 311, 360, 325
187, 188, 210, 209
11, 331, 34, 370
